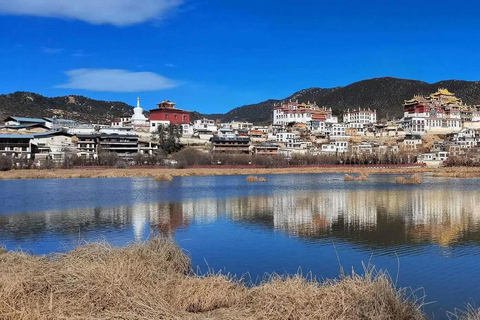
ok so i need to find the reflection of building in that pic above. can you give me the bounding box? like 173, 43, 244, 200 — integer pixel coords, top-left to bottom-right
3, 185, 480, 249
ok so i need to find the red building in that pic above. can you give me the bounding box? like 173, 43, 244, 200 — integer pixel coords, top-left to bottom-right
149, 100, 190, 125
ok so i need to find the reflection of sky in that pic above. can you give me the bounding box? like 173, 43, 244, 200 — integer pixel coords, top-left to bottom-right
2, 174, 480, 318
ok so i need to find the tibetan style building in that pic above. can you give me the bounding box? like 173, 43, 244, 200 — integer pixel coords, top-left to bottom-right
149, 100, 191, 132
272, 101, 337, 126
401, 88, 480, 134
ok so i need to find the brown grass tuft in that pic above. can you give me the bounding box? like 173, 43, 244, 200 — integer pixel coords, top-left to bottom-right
344, 173, 369, 181
396, 174, 422, 184
152, 173, 174, 181
0, 237, 428, 320
447, 304, 480, 320
246, 176, 259, 182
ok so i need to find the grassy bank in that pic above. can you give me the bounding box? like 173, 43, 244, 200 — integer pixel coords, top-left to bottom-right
0, 237, 428, 319
0, 165, 477, 180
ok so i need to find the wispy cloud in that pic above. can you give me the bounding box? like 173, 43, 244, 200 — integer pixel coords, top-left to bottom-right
42, 47, 64, 54
0, 0, 183, 26
165, 63, 176, 68
56, 68, 179, 92
71, 50, 90, 58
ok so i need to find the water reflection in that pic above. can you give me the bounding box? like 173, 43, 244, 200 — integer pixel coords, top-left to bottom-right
2, 188, 480, 250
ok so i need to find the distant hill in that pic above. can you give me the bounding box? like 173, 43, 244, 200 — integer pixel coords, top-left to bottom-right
0, 92, 134, 123
217, 77, 480, 122
3, 78, 480, 124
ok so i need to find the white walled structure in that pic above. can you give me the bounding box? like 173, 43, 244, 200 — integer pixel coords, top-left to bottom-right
150, 120, 171, 133
326, 123, 347, 137
343, 109, 377, 124
131, 97, 148, 126
273, 101, 336, 126
193, 119, 218, 132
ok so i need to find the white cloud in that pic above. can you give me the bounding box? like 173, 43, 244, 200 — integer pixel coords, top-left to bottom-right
0, 0, 183, 26
42, 47, 64, 54
56, 69, 178, 92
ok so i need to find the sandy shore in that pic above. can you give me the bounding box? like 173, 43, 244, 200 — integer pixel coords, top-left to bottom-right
0, 165, 478, 180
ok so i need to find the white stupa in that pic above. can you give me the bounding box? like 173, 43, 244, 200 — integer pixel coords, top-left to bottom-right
131, 96, 148, 125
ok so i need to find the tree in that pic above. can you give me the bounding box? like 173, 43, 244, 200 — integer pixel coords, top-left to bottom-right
0, 155, 13, 171
155, 124, 183, 154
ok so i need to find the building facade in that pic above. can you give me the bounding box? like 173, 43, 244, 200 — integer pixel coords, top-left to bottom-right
273, 101, 337, 126
343, 109, 377, 124
149, 100, 191, 132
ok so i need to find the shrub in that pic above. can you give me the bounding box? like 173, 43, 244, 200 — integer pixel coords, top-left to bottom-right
172, 148, 211, 166
39, 158, 56, 170
0, 155, 13, 171
98, 152, 120, 167
115, 160, 128, 169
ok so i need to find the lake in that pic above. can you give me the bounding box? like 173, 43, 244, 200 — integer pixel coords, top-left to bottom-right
1, 173, 479, 318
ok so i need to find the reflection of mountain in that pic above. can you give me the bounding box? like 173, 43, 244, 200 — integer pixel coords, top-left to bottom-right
2, 189, 480, 248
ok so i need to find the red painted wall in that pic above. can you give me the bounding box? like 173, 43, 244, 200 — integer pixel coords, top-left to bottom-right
149, 109, 190, 124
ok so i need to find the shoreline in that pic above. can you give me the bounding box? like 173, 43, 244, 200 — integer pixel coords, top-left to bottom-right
0, 165, 478, 180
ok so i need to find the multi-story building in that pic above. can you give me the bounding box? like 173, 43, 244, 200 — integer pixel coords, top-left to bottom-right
149, 100, 190, 132
401, 89, 471, 134
343, 109, 377, 124
210, 137, 250, 153
230, 121, 253, 131
320, 141, 349, 154
402, 134, 423, 151
30, 131, 75, 163
193, 119, 217, 132
75, 134, 98, 159
98, 133, 139, 158
273, 101, 337, 126
254, 142, 280, 155
326, 123, 347, 138
0, 134, 32, 159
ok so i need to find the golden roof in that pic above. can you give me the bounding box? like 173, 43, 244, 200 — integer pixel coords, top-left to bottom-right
431, 88, 454, 96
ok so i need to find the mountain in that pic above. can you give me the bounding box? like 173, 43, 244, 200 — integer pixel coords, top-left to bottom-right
0, 92, 134, 123
3, 78, 480, 125
218, 77, 480, 122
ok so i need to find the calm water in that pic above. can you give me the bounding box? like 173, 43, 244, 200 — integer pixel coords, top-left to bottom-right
1, 174, 480, 318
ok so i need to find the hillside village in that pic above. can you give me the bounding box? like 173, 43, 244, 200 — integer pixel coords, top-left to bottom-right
1, 88, 480, 169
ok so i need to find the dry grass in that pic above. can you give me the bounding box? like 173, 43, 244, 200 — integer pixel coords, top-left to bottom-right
152, 173, 174, 181
0, 166, 450, 181
433, 167, 480, 178
246, 176, 267, 182
344, 173, 369, 181
448, 304, 480, 320
0, 237, 427, 320
396, 174, 422, 185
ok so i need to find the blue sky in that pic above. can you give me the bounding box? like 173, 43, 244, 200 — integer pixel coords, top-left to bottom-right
0, 0, 479, 114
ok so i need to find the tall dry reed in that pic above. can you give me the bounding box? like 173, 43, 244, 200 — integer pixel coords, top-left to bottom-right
0, 237, 426, 320
396, 174, 422, 184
